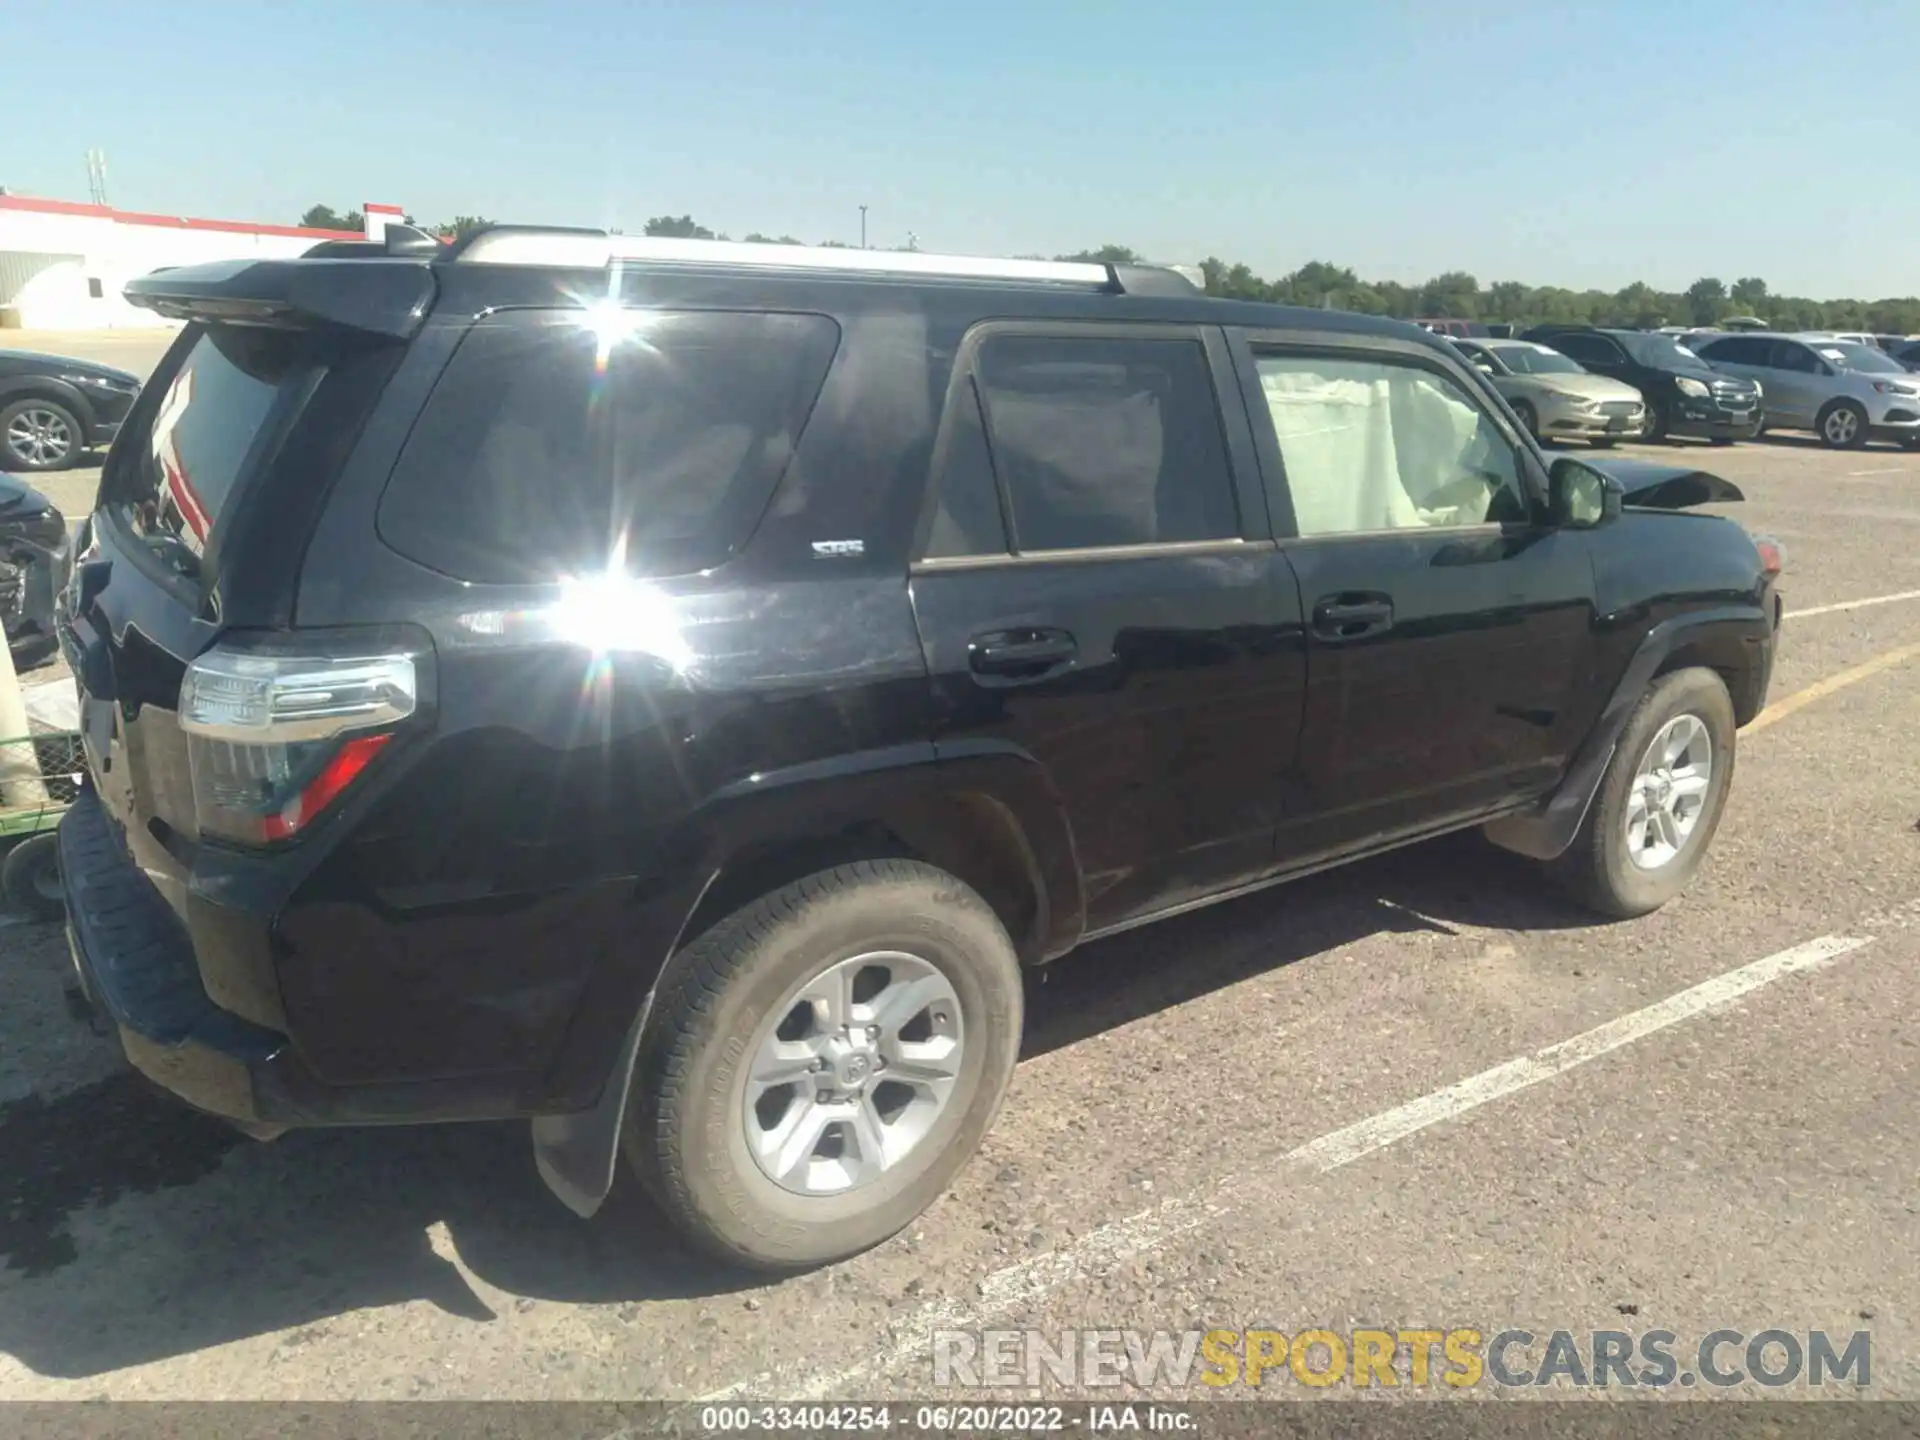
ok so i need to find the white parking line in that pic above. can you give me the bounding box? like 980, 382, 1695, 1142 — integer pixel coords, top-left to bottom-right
700, 932, 1872, 1402
1786, 588, 1920, 620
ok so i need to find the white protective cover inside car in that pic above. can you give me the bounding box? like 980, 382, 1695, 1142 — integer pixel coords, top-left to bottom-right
1258, 358, 1501, 535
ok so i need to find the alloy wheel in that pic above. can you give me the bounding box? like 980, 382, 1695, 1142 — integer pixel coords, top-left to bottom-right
743, 950, 964, 1196
1624, 713, 1713, 870
5, 408, 73, 468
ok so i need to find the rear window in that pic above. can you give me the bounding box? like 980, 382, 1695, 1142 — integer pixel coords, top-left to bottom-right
378, 308, 840, 583
112, 325, 315, 565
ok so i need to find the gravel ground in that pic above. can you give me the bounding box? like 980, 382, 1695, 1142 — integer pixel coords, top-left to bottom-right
2, 350, 1919, 1409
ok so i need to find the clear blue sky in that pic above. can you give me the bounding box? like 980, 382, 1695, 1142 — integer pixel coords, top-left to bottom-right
5, 0, 1914, 298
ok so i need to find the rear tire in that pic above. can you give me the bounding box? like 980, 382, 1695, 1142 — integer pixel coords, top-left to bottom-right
623, 859, 1023, 1271
2, 833, 65, 921
1817, 400, 1868, 450
1550, 667, 1736, 919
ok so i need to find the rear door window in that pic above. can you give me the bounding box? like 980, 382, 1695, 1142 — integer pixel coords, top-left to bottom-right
108, 325, 318, 568
379, 309, 840, 583
972, 333, 1240, 553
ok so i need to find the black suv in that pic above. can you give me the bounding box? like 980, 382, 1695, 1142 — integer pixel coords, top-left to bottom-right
56, 229, 1783, 1271
1, 349, 142, 472
1520, 325, 1763, 444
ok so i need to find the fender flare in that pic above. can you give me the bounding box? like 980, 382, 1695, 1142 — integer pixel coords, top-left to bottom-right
1483, 605, 1773, 862
531, 739, 1081, 1218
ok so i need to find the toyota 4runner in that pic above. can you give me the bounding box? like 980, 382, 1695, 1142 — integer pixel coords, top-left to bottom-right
56, 228, 1783, 1270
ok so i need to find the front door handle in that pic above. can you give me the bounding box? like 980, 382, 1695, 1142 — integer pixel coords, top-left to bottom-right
969, 628, 1077, 680
1311, 594, 1394, 642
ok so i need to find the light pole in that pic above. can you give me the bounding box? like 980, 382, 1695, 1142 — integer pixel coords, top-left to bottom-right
859, 205, 868, 249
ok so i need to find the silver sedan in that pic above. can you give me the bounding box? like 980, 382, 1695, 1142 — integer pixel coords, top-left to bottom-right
1451, 339, 1647, 447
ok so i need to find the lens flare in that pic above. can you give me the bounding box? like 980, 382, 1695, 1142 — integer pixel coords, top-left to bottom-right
544, 569, 696, 673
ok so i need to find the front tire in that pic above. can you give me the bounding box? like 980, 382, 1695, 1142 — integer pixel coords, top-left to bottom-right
0, 398, 83, 473
1817, 400, 1868, 450
1512, 401, 1539, 441
1640, 398, 1670, 443
624, 859, 1024, 1270
1550, 667, 1736, 919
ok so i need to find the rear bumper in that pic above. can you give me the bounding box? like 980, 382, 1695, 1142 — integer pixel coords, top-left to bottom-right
60, 785, 292, 1135
58, 786, 548, 1131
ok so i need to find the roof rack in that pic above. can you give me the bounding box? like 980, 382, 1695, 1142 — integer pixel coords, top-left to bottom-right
445, 227, 1201, 296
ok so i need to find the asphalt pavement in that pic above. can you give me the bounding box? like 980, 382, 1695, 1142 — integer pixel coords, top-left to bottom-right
2, 352, 1918, 1406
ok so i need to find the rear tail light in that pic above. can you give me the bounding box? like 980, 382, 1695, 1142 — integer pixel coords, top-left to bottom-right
1751, 533, 1785, 579
178, 630, 429, 845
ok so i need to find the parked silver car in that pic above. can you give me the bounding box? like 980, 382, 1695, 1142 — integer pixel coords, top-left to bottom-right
1450, 338, 1646, 446
1689, 332, 1920, 449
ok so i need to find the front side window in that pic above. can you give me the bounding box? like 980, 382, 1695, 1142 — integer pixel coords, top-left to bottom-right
1255, 353, 1530, 537
379, 309, 840, 583
973, 333, 1239, 553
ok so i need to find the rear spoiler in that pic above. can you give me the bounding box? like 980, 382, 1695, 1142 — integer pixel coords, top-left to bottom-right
123, 247, 437, 339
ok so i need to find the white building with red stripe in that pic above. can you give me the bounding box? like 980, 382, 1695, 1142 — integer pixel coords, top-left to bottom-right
0, 197, 405, 329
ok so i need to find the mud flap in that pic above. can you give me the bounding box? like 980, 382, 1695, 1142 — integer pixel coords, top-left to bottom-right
531, 993, 653, 1218
1483, 606, 1769, 862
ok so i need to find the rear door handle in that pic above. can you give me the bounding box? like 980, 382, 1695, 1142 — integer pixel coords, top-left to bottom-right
1311, 594, 1394, 642
969, 628, 1077, 680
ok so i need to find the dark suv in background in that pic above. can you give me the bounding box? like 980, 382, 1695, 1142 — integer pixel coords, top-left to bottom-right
1520, 325, 1763, 444
57, 230, 1782, 1271
1, 349, 142, 472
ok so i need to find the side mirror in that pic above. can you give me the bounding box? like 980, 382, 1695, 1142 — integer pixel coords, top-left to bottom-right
1549, 457, 1624, 528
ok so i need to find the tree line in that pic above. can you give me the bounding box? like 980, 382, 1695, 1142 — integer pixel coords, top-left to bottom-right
1177, 256, 1920, 336
296, 208, 1919, 333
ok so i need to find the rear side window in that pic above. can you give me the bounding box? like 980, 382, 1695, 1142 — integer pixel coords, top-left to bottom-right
112, 325, 314, 562
972, 334, 1239, 553
379, 309, 840, 583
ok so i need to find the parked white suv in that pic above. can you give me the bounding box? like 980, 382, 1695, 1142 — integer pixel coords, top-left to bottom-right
1691, 332, 1920, 449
